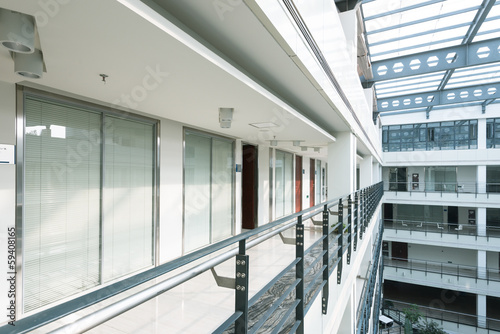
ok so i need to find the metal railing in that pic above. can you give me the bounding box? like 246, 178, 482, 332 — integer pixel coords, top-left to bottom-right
356, 222, 384, 334
1, 183, 383, 334
382, 300, 500, 332
383, 218, 500, 239
385, 181, 500, 196
384, 257, 500, 283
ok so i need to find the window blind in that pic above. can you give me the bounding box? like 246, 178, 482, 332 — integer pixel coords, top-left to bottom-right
23, 95, 156, 311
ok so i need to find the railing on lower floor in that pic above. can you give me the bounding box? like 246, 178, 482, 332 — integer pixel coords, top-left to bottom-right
356, 220, 384, 334
384, 257, 500, 283
384, 181, 500, 197
1, 182, 384, 334
384, 218, 500, 239
382, 300, 500, 333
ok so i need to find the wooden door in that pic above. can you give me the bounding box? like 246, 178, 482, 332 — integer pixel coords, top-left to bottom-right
242, 145, 258, 229
391, 242, 408, 261
295, 155, 302, 212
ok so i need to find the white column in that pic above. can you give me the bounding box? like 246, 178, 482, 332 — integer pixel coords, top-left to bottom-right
477, 294, 487, 328
478, 118, 487, 150
234, 139, 243, 235
477, 207, 486, 237
477, 165, 486, 194
359, 155, 373, 189
328, 132, 356, 199
477, 250, 487, 279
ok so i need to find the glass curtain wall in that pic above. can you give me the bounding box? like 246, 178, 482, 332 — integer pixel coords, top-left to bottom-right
425, 167, 457, 192
184, 131, 234, 252
23, 94, 156, 312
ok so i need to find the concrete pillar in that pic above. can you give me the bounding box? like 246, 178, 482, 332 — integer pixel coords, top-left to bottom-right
478, 250, 487, 279
478, 118, 487, 150
477, 294, 487, 328
477, 165, 486, 194
328, 132, 356, 199
372, 162, 380, 183
359, 155, 373, 189
477, 207, 486, 237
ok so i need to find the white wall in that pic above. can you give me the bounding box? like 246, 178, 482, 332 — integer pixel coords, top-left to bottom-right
158, 119, 184, 263
0, 81, 16, 326
408, 244, 477, 266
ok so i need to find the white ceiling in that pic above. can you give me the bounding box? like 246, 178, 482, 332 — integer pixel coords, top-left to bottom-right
0, 0, 358, 157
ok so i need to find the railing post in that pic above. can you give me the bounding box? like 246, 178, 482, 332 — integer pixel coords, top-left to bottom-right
235, 240, 249, 333
337, 198, 343, 284
347, 195, 352, 265
354, 192, 359, 251
296, 215, 304, 333
359, 190, 364, 239
322, 204, 329, 314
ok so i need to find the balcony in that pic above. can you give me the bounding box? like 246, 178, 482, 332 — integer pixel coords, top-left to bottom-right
383, 219, 500, 251
384, 257, 500, 297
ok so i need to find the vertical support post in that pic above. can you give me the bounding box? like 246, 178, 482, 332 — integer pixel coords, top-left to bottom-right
322, 204, 329, 314
235, 240, 249, 334
354, 191, 358, 251
347, 195, 352, 265
296, 215, 304, 333
337, 198, 343, 284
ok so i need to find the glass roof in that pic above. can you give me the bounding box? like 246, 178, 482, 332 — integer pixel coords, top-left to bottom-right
361, 0, 500, 113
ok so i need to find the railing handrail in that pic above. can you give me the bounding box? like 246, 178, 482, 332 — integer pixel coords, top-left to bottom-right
384, 256, 500, 281
3, 183, 383, 333
383, 299, 500, 329
384, 180, 500, 194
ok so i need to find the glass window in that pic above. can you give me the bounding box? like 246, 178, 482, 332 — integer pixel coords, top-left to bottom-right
184, 131, 234, 252
23, 94, 156, 312
274, 150, 294, 218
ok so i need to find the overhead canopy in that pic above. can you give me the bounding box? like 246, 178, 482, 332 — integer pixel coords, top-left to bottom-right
361, 0, 500, 117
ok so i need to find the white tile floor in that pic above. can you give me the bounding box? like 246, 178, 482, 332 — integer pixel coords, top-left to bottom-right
33, 219, 325, 334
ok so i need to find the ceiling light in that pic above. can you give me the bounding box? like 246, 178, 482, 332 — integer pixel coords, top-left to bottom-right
219, 108, 233, 128
249, 122, 279, 129
314, 147, 320, 153
293, 140, 302, 146
0, 9, 35, 53
301, 147, 308, 151
14, 49, 43, 79
270, 140, 278, 146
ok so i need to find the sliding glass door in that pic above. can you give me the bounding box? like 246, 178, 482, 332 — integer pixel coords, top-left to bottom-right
184, 130, 234, 252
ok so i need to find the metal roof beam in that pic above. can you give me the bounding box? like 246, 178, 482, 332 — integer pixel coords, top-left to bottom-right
364, 0, 446, 21
366, 6, 481, 35
482, 98, 496, 113
377, 82, 500, 112
369, 37, 500, 82
463, 0, 497, 43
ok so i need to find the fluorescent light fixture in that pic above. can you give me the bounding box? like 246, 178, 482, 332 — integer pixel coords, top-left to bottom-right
293, 140, 302, 146
314, 147, 320, 153
301, 146, 308, 151
0, 9, 35, 53
249, 122, 279, 129
14, 49, 43, 79
270, 140, 278, 146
